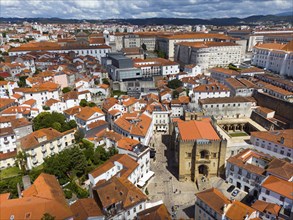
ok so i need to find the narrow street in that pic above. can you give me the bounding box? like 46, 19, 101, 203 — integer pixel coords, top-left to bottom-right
146, 133, 197, 219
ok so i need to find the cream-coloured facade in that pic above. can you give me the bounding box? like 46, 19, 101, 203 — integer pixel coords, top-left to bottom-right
174, 41, 242, 72
18, 128, 75, 169
155, 33, 234, 60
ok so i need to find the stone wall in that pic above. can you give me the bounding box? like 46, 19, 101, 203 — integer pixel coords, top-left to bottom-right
253, 91, 293, 128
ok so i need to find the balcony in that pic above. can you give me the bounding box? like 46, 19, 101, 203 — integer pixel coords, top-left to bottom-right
41, 148, 47, 153
4, 140, 9, 145
32, 159, 38, 165
31, 151, 36, 157
50, 145, 55, 150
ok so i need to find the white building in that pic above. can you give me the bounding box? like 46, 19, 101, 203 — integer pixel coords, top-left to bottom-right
191, 83, 230, 104
226, 149, 271, 195
0, 81, 18, 98
9, 42, 111, 62
155, 33, 235, 60
13, 82, 60, 111
259, 175, 293, 215
250, 129, 293, 162
133, 58, 180, 77
113, 112, 153, 146
144, 102, 170, 132
174, 41, 242, 72
251, 41, 293, 77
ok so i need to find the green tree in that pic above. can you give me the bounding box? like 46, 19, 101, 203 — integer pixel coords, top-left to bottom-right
79, 99, 88, 107
33, 112, 76, 132
15, 151, 28, 174
167, 79, 183, 89
74, 130, 85, 143
88, 102, 96, 107
172, 90, 179, 98
0, 76, 4, 81
17, 75, 28, 88
41, 213, 55, 220
102, 78, 110, 85
141, 43, 147, 51
62, 87, 72, 94
157, 50, 166, 58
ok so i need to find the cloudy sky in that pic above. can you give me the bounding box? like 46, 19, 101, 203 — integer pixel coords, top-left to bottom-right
1, 0, 292, 19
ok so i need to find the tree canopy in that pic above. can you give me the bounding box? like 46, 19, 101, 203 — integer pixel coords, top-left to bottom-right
79, 99, 96, 107
62, 87, 72, 94
33, 112, 77, 132
167, 79, 183, 89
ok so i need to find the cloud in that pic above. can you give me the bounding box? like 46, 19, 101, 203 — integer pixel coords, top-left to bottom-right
0, 0, 292, 19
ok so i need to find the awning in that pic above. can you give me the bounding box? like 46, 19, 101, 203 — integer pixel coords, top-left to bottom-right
137, 171, 155, 187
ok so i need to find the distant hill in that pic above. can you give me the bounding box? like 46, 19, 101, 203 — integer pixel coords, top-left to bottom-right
275, 11, 293, 16
0, 14, 292, 26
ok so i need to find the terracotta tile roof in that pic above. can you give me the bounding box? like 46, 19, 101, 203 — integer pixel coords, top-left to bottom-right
178, 96, 190, 104
44, 98, 60, 107
0, 127, 14, 137
225, 200, 255, 220
14, 82, 59, 93
122, 97, 138, 107
261, 175, 293, 199
0, 98, 16, 109
0, 115, 16, 123
22, 99, 36, 107
108, 109, 121, 116
254, 41, 293, 51
87, 120, 108, 130
266, 158, 293, 180
75, 106, 104, 121
239, 67, 264, 74
0, 173, 73, 220
19, 128, 68, 150
226, 149, 270, 176
196, 188, 231, 215
176, 41, 239, 48
177, 119, 220, 141
90, 154, 138, 179
102, 97, 119, 112
99, 84, 109, 89
63, 106, 81, 116
225, 78, 247, 89
199, 96, 254, 105
137, 204, 171, 220
162, 33, 233, 40
251, 200, 281, 216
193, 83, 230, 92
70, 198, 103, 220
10, 118, 31, 129
93, 176, 148, 210
210, 67, 239, 76
0, 150, 17, 160
95, 130, 123, 142
114, 113, 152, 137
117, 137, 140, 151
251, 129, 293, 149
11, 93, 23, 100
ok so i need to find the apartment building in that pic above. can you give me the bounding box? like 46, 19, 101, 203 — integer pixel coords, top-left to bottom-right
195, 188, 257, 220
155, 33, 234, 60
0, 81, 18, 98
259, 175, 293, 218
250, 129, 293, 161
18, 128, 75, 169
251, 40, 293, 77
92, 176, 148, 220
133, 58, 179, 77
8, 41, 111, 62
191, 83, 230, 104
113, 112, 153, 146
174, 41, 242, 72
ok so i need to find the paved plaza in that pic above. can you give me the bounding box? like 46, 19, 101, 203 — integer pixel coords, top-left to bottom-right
146, 133, 197, 219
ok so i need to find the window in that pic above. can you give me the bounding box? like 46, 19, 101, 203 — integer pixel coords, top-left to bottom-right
139, 204, 142, 209
280, 196, 285, 202
127, 211, 130, 216
133, 207, 136, 213
265, 190, 270, 195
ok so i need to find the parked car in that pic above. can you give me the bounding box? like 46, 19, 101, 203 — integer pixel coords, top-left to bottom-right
231, 189, 240, 197
227, 185, 236, 193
